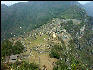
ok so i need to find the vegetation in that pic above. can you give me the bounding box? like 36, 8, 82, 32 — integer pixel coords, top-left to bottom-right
1, 40, 13, 57
1, 1, 93, 70
1, 40, 24, 58
49, 18, 93, 70
1, 1, 81, 41
1, 40, 40, 70
60, 5, 87, 20
13, 41, 24, 55
50, 45, 61, 59
1, 61, 39, 70
50, 40, 90, 70
49, 18, 93, 69
9, 61, 39, 70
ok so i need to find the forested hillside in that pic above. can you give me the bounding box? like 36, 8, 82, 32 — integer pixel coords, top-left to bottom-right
1, 1, 81, 41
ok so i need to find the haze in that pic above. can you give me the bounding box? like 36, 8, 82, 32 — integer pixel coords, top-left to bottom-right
1, 1, 91, 6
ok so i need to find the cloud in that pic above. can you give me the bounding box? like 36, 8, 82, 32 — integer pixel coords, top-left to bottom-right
78, 1, 91, 4
1, 1, 28, 6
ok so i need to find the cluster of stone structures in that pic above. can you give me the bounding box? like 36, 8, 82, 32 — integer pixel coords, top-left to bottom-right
7, 18, 83, 70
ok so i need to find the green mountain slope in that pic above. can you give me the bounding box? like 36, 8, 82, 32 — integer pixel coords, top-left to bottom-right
1, 1, 93, 69
1, 18, 93, 70
1, 1, 81, 41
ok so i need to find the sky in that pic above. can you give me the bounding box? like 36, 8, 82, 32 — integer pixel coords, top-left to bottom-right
1, 1, 91, 6
1, 1, 28, 6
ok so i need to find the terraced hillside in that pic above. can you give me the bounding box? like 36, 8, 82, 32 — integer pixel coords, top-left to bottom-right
4, 17, 92, 70
1, 1, 93, 70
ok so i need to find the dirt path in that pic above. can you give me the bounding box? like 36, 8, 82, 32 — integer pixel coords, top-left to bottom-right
28, 53, 57, 70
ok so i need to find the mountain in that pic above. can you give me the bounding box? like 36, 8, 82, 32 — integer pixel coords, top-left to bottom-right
83, 2, 93, 17
1, 17, 93, 70
1, 1, 82, 41
1, 1, 93, 70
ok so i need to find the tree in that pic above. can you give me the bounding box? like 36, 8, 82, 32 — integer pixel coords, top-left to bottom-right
1, 40, 13, 57
13, 41, 24, 55
1, 40, 24, 59
9, 61, 39, 70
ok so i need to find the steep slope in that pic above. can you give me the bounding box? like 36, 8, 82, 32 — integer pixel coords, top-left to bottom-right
83, 2, 93, 17
1, 1, 81, 41
5, 17, 93, 70
1, 2, 93, 69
